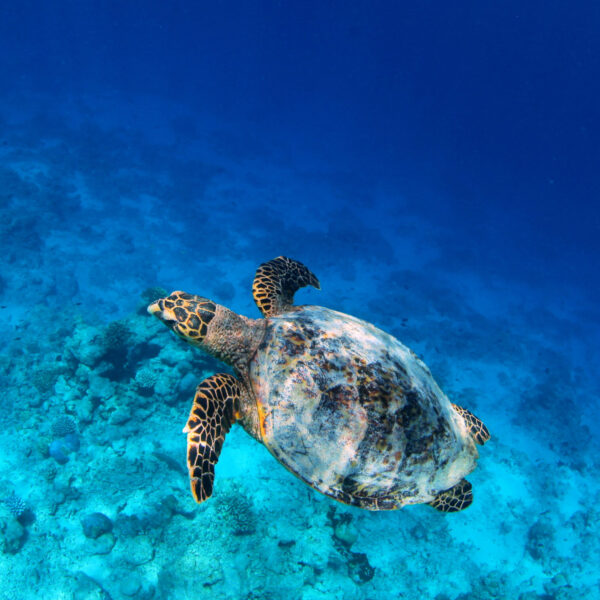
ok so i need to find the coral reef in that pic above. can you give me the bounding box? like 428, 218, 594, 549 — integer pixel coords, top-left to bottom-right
3, 493, 27, 519
140, 286, 168, 305
32, 367, 60, 396
100, 320, 132, 376
328, 507, 374, 585
215, 481, 257, 536
0, 519, 27, 555
526, 518, 555, 563
134, 365, 158, 395
50, 416, 77, 438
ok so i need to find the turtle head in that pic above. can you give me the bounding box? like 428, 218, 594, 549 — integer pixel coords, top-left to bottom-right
148, 291, 262, 369
148, 291, 217, 348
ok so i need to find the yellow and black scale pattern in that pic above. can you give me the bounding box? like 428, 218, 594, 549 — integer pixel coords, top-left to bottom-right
253, 256, 321, 317
183, 373, 241, 503
152, 291, 216, 344
428, 478, 473, 512
452, 404, 490, 445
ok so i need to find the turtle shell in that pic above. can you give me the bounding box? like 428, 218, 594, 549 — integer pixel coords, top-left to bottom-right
248, 306, 478, 510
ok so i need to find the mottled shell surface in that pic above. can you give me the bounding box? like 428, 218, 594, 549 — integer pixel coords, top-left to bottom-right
248, 306, 478, 509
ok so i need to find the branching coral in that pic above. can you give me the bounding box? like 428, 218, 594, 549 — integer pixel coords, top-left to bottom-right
135, 366, 157, 393
51, 416, 77, 438
3, 493, 27, 519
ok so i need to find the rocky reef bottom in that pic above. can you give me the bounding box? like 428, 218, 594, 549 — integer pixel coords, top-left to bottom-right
0, 284, 598, 600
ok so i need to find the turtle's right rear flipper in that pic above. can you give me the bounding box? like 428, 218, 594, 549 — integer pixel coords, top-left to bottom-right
429, 479, 473, 512
183, 374, 242, 503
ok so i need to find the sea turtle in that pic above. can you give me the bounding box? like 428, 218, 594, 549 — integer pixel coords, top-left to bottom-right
148, 257, 490, 512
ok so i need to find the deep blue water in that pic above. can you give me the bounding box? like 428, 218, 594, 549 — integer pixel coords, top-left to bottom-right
0, 3, 598, 599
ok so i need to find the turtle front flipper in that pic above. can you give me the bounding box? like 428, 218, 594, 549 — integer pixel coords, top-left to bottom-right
252, 256, 320, 317
429, 479, 473, 512
183, 374, 243, 503
452, 403, 491, 445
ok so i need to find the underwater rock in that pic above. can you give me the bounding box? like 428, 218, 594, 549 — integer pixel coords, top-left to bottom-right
119, 535, 155, 566
48, 481, 81, 514
333, 520, 359, 548
87, 373, 115, 403
479, 570, 509, 598
48, 433, 80, 464
177, 371, 197, 396
155, 374, 183, 403
43, 462, 58, 483
64, 432, 80, 451
543, 572, 579, 600
1, 518, 27, 554
118, 572, 142, 597
82, 512, 113, 539
328, 507, 357, 549
48, 439, 69, 464
159, 493, 195, 519
526, 518, 555, 562
152, 451, 186, 476
114, 513, 145, 538
84, 532, 116, 556
517, 593, 543, 600
67, 324, 105, 368
327, 506, 374, 584
72, 570, 112, 600
54, 373, 85, 414
347, 551, 375, 585
32, 366, 61, 396
75, 396, 94, 424
109, 405, 131, 425
157, 344, 186, 368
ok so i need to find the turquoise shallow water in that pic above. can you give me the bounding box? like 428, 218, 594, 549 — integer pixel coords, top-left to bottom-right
1, 3, 599, 599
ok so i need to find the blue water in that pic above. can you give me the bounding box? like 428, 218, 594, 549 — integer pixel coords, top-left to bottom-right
0, 2, 598, 599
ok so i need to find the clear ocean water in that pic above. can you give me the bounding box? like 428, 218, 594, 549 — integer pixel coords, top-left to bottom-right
0, 2, 598, 599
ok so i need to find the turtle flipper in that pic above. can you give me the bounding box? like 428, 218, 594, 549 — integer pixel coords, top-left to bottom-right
429, 479, 473, 512
183, 374, 242, 503
452, 404, 490, 445
252, 256, 320, 317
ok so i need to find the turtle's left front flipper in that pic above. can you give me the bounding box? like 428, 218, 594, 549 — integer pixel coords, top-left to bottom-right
252, 256, 320, 317
183, 373, 243, 503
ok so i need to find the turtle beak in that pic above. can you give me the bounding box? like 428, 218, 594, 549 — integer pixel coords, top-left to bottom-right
147, 300, 162, 317
147, 299, 178, 329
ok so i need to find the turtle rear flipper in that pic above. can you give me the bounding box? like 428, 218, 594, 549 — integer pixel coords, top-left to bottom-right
183, 374, 243, 503
429, 479, 473, 512
452, 404, 491, 445
252, 256, 320, 317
